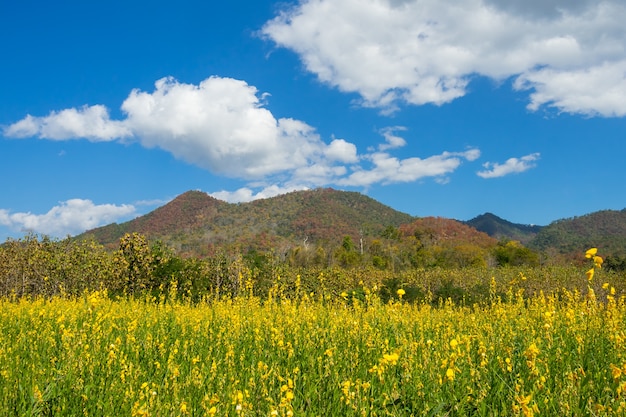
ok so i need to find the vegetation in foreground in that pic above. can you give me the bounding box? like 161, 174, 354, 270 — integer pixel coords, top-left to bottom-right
1, 244, 626, 415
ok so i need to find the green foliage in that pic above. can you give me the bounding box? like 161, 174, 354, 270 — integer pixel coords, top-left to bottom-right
334, 236, 361, 267
493, 240, 540, 267
529, 209, 626, 258
1, 231, 621, 312
605, 255, 626, 272
0, 234, 115, 298
378, 277, 425, 304
114, 232, 155, 295
381, 225, 400, 240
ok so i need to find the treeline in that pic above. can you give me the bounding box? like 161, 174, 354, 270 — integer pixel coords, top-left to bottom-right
284, 222, 540, 270
1, 232, 623, 303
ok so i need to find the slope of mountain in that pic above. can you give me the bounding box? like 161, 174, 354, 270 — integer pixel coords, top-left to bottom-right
464, 212, 543, 244
528, 209, 626, 257
78, 189, 626, 260
401, 216, 497, 248
79, 188, 416, 256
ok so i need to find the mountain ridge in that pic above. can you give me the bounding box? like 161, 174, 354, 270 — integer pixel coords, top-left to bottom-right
78, 189, 626, 259
464, 212, 543, 245
79, 188, 417, 255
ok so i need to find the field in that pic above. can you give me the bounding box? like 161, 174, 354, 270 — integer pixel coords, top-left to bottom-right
2, 263, 626, 416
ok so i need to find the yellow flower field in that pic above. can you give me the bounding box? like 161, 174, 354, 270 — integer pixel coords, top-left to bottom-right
1, 277, 626, 416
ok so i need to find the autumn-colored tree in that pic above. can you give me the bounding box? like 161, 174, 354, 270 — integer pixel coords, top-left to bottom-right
114, 233, 155, 295
0, 234, 115, 298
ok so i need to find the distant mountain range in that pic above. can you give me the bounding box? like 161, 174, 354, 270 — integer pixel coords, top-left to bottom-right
464, 213, 543, 245
78, 188, 626, 258
528, 209, 626, 257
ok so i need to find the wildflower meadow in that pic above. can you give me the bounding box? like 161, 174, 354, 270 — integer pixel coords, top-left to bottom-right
1, 249, 626, 416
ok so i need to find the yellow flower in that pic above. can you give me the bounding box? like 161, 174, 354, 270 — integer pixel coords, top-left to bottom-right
446, 368, 455, 381
586, 268, 594, 282
612, 364, 623, 380
397, 288, 406, 298
586, 248, 598, 258
383, 352, 399, 365
525, 343, 540, 359
594, 256, 604, 268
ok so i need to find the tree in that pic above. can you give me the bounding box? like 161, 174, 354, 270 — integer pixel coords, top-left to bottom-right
114, 233, 155, 295
335, 236, 360, 267
493, 240, 539, 267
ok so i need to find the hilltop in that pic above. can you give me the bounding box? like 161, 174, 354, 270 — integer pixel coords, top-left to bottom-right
528, 209, 626, 258
79, 188, 416, 256
464, 212, 543, 245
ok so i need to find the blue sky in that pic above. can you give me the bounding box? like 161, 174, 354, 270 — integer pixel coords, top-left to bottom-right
1, 0, 626, 241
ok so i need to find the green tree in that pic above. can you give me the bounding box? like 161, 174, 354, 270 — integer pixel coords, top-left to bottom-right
493, 240, 539, 267
335, 236, 360, 267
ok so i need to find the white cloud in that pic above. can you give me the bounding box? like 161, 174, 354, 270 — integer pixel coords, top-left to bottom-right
3, 77, 331, 180
134, 197, 173, 207
324, 138, 359, 163
210, 184, 309, 203
121, 77, 328, 178
477, 153, 540, 178
2, 105, 131, 140
514, 60, 626, 117
338, 149, 480, 187
262, 0, 626, 116
0, 199, 136, 237
379, 127, 407, 150
3, 77, 480, 204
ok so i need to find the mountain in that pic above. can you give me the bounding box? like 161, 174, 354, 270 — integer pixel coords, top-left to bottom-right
528, 209, 626, 257
401, 216, 497, 248
78, 189, 626, 260
79, 188, 416, 256
464, 212, 543, 244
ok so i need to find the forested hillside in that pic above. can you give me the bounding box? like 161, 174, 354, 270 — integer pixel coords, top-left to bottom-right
75, 188, 626, 269
529, 209, 626, 259
79, 188, 416, 257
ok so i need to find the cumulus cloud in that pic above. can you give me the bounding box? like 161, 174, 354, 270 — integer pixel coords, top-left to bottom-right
338, 149, 480, 187
262, 0, 626, 116
324, 138, 358, 163
210, 184, 310, 203
120, 77, 328, 178
5, 77, 328, 179
3, 76, 480, 203
0, 199, 136, 237
514, 61, 626, 117
477, 153, 540, 178
3, 105, 132, 140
